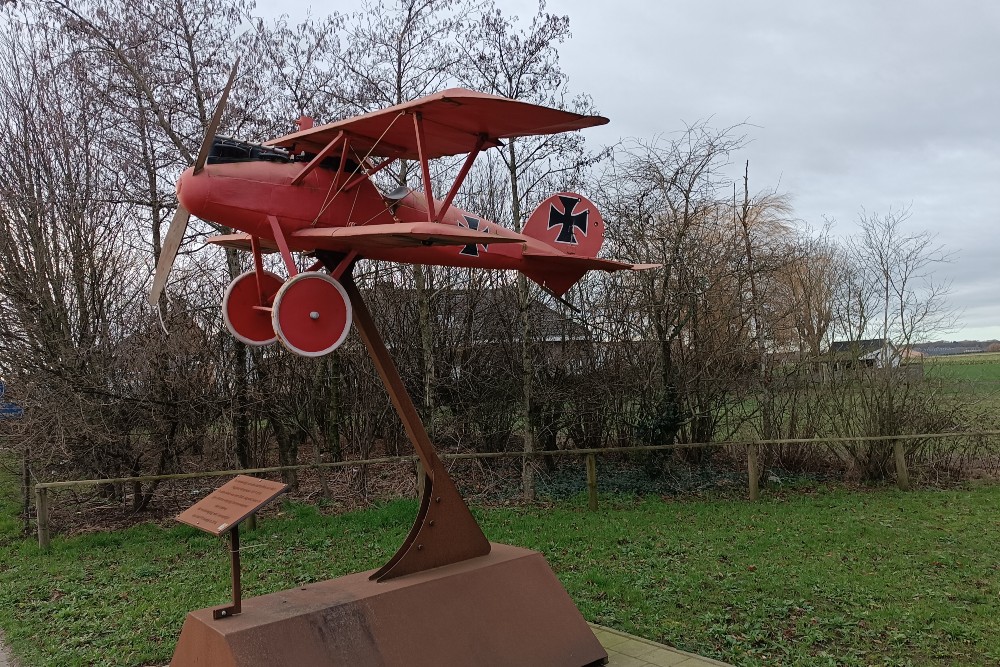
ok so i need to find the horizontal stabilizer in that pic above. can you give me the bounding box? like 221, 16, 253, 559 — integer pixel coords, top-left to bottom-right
522, 250, 660, 296
523, 249, 659, 272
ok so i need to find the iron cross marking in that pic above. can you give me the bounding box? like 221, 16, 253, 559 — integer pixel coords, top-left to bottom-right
458, 215, 489, 256
547, 196, 588, 245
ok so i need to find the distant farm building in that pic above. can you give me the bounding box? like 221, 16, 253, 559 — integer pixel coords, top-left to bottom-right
827, 339, 900, 369
899, 346, 927, 361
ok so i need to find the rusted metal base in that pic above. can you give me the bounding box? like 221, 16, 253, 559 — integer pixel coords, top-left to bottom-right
170, 543, 607, 667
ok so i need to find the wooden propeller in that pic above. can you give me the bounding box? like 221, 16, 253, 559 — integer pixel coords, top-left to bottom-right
149, 59, 240, 305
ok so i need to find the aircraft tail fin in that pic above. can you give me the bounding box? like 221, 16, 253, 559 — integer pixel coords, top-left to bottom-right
521, 192, 661, 296
522, 192, 604, 258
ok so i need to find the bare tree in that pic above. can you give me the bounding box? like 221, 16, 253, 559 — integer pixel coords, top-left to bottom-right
337, 0, 479, 457
461, 0, 604, 498
0, 5, 220, 508
252, 11, 349, 128
780, 224, 840, 358
598, 125, 746, 458
838, 207, 955, 347
824, 208, 958, 477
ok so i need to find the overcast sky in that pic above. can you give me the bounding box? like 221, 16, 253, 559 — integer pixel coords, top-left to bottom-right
263, 0, 999, 341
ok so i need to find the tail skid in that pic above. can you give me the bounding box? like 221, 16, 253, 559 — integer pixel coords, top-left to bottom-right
522, 265, 588, 298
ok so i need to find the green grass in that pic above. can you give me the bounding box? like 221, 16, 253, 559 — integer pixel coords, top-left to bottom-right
927, 352, 1000, 365
925, 353, 1000, 383
923, 355, 1000, 427
2, 473, 1000, 665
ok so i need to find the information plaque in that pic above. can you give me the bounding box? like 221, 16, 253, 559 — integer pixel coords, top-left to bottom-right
177, 475, 288, 536
177, 475, 288, 619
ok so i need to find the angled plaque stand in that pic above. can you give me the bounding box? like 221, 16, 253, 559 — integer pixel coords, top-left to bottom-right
176, 475, 288, 619
170, 264, 606, 667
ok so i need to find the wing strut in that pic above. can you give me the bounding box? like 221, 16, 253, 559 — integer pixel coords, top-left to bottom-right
435, 133, 487, 223
267, 215, 298, 276
290, 131, 345, 186
412, 112, 435, 223
344, 156, 397, 192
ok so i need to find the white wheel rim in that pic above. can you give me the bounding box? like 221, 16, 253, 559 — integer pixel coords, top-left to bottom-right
271, 272, 353, 357
222, 270, 282, 347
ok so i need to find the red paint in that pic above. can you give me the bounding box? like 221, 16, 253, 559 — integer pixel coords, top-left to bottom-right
222, 271, 283, 346
271, 273, 352, 356
176, 88, 653, 356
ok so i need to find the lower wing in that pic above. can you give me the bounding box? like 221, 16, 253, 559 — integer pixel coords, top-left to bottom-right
206, 222, 522, 254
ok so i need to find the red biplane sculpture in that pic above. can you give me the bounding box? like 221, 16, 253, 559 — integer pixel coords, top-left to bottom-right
150, 66, 650, 357
166, 65, 650, 667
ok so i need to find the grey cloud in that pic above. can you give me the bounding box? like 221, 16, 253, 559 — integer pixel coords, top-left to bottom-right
268, 0, 999, 338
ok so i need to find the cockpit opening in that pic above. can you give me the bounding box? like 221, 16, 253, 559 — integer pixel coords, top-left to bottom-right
207, 137, 360, 172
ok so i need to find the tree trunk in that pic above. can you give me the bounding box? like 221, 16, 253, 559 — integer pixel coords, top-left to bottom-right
225, 245, 254, 471
414, 264, 436, 438
319, 353, 343, 462
519, 273, 536, 501
508, 139, 536, 501
272, 420, 299, 490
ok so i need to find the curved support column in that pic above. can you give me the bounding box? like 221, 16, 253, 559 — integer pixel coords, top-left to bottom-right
337, 269, 490, 581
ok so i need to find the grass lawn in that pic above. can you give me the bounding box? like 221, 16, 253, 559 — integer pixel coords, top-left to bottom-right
925, 353, 1000, 384
927, 352, 1000, 364
1, 478, 999, 666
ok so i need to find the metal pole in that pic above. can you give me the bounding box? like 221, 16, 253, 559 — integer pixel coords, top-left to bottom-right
213, 525, 242, 619
340, 270, 489, 581
231, 525, 242, 615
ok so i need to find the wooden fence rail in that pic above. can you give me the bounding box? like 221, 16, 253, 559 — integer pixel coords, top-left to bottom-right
31, 430, 1000, 548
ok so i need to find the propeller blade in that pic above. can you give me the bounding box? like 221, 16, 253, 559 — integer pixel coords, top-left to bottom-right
193, 57, 240, 174
149, 204, 192, 305
151, 59, 240, 305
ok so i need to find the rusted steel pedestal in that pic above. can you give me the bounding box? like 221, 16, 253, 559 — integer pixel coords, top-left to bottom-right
171, 543, 606, 667
171, 266, 605, 666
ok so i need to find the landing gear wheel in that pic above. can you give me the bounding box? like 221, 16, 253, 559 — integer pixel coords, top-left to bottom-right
271, 272, 352, 357
222, 270, 283, 346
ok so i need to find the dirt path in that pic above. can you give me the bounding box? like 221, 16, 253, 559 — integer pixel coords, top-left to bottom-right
0, 630, 15, 667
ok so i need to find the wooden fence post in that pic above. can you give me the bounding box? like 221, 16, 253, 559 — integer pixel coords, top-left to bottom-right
21, 455, 31, 534
585, 453, 598, 511
35, 486, 50, 550
747, 444, 760, 501
893, 440, 910, 491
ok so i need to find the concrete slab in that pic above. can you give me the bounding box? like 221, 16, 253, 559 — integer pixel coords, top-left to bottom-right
590, 624, 732, 667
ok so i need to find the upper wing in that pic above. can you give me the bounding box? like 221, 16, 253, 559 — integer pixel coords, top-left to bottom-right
207, 222, 523, 254
265, 88, 608, 159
